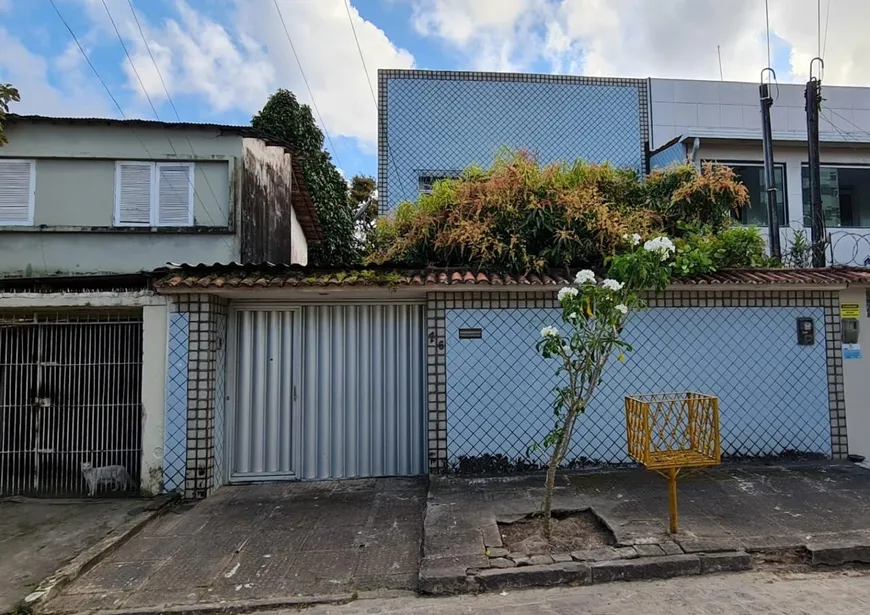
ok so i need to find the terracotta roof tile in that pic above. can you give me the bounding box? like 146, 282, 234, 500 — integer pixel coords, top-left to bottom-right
153, 265, 870, 290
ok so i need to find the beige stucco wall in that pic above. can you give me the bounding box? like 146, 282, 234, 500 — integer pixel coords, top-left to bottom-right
29, 159, 230, 227
290, 204, 308, 266
0, 232, 238, 276
842, 287, 870, 458
0, 121, 244, 275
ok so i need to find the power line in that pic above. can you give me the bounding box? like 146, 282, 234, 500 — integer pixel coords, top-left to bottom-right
48, 0, 153, 157
272, 0, 345, 171
822, 0, 832, 60
818, 0, 821, 58
49, 0, 132, 124
101, 0, 161, 120
50, 0, 231, 246
342, 0, 405, 208
123, 0, 223, 220
343, 0, 377, 108
126, 0, 181, 120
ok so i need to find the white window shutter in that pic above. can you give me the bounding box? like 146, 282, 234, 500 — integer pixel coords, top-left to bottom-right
117, 163, 152, 225
156, 163, 193, 226
0, 160, 34, 224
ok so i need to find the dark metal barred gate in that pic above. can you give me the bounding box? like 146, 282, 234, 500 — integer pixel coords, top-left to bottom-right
0, 312, 143, 496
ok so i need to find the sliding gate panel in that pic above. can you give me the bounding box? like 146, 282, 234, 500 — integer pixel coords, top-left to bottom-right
230, 308, 296, 480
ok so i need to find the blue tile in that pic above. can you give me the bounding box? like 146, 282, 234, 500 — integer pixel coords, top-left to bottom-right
446, 307, 831, 468
164, 313, 189, 492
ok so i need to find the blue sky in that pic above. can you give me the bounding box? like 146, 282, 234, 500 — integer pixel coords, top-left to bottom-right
0, 0, 852, 180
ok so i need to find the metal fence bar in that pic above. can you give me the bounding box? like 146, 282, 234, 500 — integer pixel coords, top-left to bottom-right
0, 313, 143, 497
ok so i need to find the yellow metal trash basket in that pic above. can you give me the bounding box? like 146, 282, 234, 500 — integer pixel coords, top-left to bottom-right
625, 392, 721, 533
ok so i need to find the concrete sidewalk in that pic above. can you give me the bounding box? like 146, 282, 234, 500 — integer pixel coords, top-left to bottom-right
0, 497, 147, 614
45, 478, 426, 614
421, 462, 870, 593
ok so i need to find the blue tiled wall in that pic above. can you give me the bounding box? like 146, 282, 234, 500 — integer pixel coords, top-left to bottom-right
650, 140, 686, 169
445, 307, 831, 466
382, 75, 646, 211
164, 313, 189, 492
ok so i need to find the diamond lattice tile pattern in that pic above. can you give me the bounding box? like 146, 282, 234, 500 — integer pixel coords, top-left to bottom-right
382, 77, 645, 211
445, 307, 831, 469
163, 313, 189, 492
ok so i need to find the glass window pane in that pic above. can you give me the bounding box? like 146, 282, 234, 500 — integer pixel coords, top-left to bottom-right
801, 166, 870, 227
727, 164, 785, 226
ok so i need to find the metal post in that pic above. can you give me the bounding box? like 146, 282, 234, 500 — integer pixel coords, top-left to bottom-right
667, 467, 679, 534
806, 76, 826, 267
760, 81, 781, 261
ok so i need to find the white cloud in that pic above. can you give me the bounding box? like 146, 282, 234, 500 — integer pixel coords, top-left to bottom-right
410, 0, 546, 71
410, 0, 870, 87
0, 28, 114, 117
70, 0, 414, 151
232, 0, 414, 149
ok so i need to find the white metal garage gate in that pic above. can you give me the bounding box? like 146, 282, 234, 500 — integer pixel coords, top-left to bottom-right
0, 312, 143, 496
228, 303, 426, 482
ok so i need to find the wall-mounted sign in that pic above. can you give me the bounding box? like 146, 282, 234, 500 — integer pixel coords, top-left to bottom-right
842, 303, 860, 319
844, 343, 863, 360
458, 328, 483, 339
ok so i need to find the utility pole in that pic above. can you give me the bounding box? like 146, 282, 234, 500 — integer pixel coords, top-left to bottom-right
805, 58, 825, 267
759, 72, 781, 261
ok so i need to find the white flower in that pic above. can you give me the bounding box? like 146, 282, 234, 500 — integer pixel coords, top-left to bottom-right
643, 236, 676, 261
557, 286, 579, 302
615, 304, 628, 315
622, 233, 642, 246
541, 326, 559, 338
567, 312, 579, 322
601, 279, 624, 291
574, 269, 596, 285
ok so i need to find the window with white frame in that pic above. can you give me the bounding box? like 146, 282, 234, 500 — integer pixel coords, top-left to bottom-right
0, 159, 36, 225
115, 161, 194, 226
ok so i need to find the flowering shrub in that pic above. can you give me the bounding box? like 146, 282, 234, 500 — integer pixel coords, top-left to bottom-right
366, 151, 752, 273
533, 235, 674, 537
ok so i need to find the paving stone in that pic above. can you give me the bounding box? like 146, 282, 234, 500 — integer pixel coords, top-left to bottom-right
571, 547, 621, 562
489, 558, 516, 569
676, 536, 741, 554
487, 547, 509, 558
481, 523, 504, 549
476, 562, 591, 591
423, 554, 490, 571
615, 547, 639, 559
634, 544, 665, 558
660, 541, 684, 555
808, 540, 870, 566
425, 529, 484, 558
530, 555, 554, 566
552, 553, 573, 563
512, 556, 531, 567
700, 551, 753, 574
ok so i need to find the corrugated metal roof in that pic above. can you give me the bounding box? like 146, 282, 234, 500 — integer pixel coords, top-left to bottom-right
153, 264, 870, 290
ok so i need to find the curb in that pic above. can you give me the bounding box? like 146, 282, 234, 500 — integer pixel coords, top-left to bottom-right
808, 540, 870, 566
20, 493, 179, 614
420, 551, 752, 595
41, 590, 415, 615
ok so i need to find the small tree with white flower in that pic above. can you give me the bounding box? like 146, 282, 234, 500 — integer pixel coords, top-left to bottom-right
535, 234, 675, 537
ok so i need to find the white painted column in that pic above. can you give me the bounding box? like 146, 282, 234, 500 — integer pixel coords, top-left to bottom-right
141, 303, 169, 494
842, 287, 870, 459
